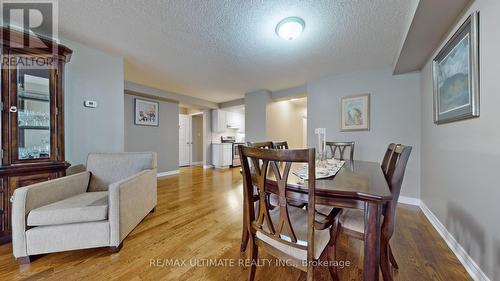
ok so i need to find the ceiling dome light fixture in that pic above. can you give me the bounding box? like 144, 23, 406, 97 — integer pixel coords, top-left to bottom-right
276, 17, 305, 41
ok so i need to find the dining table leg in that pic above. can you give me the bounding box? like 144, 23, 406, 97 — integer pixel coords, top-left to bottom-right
363, 202, 382, 281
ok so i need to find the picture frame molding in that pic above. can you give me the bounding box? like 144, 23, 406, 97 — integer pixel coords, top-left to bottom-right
134, 98, 160, 127
432, 11, 480, 125
339, 93, 370, 132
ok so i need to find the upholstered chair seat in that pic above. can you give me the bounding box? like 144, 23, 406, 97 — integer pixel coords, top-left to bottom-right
338, 208, 385, 234
315, 205, 336, 217
256, 206, 331, 260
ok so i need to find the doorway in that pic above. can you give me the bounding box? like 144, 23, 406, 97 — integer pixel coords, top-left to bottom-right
266, 97, 307, 148
191, 114, 203, 165
179, 114, 191, 166
179, 110, 204, 167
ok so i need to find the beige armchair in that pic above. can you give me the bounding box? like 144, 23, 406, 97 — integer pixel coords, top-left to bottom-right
11, 152, 157, 264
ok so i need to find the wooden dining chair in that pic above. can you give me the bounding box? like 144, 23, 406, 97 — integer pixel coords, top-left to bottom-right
273, 141, 289, 149
329, 144, 412, 281
239, 146, 340, 281
240, 140, 276, 253
325, 141, 355, 161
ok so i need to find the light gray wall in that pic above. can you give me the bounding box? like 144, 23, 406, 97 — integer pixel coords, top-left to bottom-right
63, 39, 124, 165
307, 68, 421, 198
202, 109, 212, 166
420, 1, 500, 278
271, 84, 307, 100
124, 94, 179, 173
245, 90, 271, 142
125, 81, 218, 109
191, 114, 203, 163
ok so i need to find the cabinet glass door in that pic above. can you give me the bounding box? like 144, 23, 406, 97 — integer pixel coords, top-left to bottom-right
16, 66, 52, 160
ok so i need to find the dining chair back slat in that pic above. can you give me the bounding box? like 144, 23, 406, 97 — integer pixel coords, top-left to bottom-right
381, 143, 399, 176
325, 141, 355, 161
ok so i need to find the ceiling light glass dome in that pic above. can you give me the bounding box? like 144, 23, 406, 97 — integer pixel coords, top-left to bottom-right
276, 17, 305, 40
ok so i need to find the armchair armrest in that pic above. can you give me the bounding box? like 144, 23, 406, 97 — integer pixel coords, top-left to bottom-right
11, 171, 91, 258
108, 169, 157, 246
66, 164, 86, 176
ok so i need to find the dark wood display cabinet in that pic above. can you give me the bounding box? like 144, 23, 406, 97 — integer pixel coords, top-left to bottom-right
0, 27, 72, 243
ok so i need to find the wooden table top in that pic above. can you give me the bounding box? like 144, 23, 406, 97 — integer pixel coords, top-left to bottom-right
267, 160, 393, 204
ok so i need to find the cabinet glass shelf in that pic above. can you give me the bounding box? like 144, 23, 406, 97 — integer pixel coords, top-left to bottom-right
18, 126, 50, 130
18, 91, 50, 102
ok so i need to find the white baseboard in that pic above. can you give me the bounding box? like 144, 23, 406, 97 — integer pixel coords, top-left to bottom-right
420, 202, 490, 281
203, 165, 213, 169
157, 170, 179, 177
398, 196, 421, 206
191, 161, 203, 165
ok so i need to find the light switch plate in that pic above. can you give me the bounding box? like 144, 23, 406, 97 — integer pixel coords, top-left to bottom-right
84, 100, 97, 108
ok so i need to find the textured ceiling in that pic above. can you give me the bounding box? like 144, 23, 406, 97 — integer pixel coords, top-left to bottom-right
58, 0, 416, 103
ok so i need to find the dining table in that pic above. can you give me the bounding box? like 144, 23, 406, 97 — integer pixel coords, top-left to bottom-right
265, 160, 393, 281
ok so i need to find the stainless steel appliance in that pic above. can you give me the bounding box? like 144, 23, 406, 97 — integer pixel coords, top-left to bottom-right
221, 136, 244, 167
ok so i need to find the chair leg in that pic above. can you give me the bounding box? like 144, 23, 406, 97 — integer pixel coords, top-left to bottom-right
306, 269, 314, 281
240, 207, 249, 253
17, 256, 31, 265
247, 236, 258, 281
327, 220, 340, 281
380, 238, 393, 281
326, 244, 339, 281
240, 227, 249, 253
388, 243, 399, 269
109, 242, 123, 253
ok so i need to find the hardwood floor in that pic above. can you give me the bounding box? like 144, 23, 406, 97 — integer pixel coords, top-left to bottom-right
0, 166, 470, 281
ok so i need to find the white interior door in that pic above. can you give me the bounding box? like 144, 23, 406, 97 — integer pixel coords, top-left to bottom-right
179, 114, 192, 166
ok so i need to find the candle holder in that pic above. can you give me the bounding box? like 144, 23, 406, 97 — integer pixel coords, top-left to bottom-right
315, 128, 327, 168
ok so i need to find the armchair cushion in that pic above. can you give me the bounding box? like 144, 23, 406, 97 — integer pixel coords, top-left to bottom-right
87, 152, 157, 192
27, 191, 108, 226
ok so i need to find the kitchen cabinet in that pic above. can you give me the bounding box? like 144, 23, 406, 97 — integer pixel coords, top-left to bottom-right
235, 112, 245, 133
211, 109, 227, 133
211, 109, 244, 133
226, 111, 238, 128
212, 143, 232, 168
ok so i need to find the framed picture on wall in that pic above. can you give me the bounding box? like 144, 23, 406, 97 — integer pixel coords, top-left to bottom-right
134, 98, 159, 126
340, 93, 370, 131
432, 11, 480, 124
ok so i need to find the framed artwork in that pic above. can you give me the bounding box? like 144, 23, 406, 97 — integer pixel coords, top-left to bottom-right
433, 11, 479, 124
340, 93, 370, 131
134, 98, 159, 126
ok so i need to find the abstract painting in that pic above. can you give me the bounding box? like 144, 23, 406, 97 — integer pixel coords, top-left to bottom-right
340, 94, 370, 131
433, 12, 479, 124
135, 98, 159, 126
